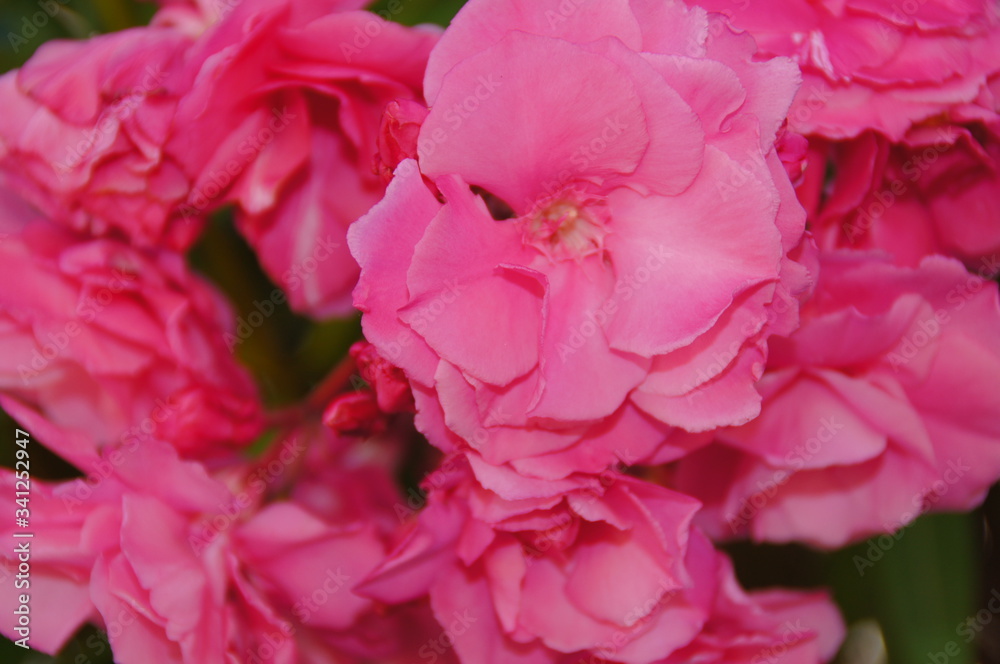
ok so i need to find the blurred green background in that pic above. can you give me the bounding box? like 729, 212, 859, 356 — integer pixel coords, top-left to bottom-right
0, 1, 999, 663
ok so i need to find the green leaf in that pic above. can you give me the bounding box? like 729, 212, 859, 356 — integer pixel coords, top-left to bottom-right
830, 512, 980, 664
367, 0, 467, 27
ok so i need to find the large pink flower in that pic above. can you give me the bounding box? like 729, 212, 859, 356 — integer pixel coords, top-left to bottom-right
0, 187, 261, 469
802, 123, 1000, 270
359, 454, 842, 664
673, 252, 1000, 548
170, 0, 439, 317
350, 0, 811, 479
0, 25, 199, 249
693, 0, 1000, 141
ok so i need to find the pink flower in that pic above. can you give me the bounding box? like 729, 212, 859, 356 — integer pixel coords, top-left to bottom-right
673, 252, 1000, 548
235, 420, 447, 663
693, 0, 1000, 141
0, 442, 235, 658
0, 25, 199, 249
1, 437, 434, 663
359, 454, 842, 663
0, 188, 262, 469
170, 0, 439, 317
94, 447, 394, 664
692, 1, 1000, 277
350, 0, 811, 479
802, 124, 1000, 270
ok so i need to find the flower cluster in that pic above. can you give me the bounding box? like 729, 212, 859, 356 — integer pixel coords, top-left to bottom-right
1, 0, 999, 662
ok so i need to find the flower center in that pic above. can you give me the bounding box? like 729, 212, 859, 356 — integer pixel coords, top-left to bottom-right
520, 190, 609, 262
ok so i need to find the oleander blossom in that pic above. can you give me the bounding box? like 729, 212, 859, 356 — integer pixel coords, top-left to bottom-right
0, 439, 441, 663
0, 187, 261, 469
358, 454, 843, 663
802, 122, 1000, 270
693, 0, 1000, 141
0, 25, 198, 249
692, 0, 1000, 273
170, 0, 439, 317
350, 0, 812, 479
673, 252, 1000, 548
